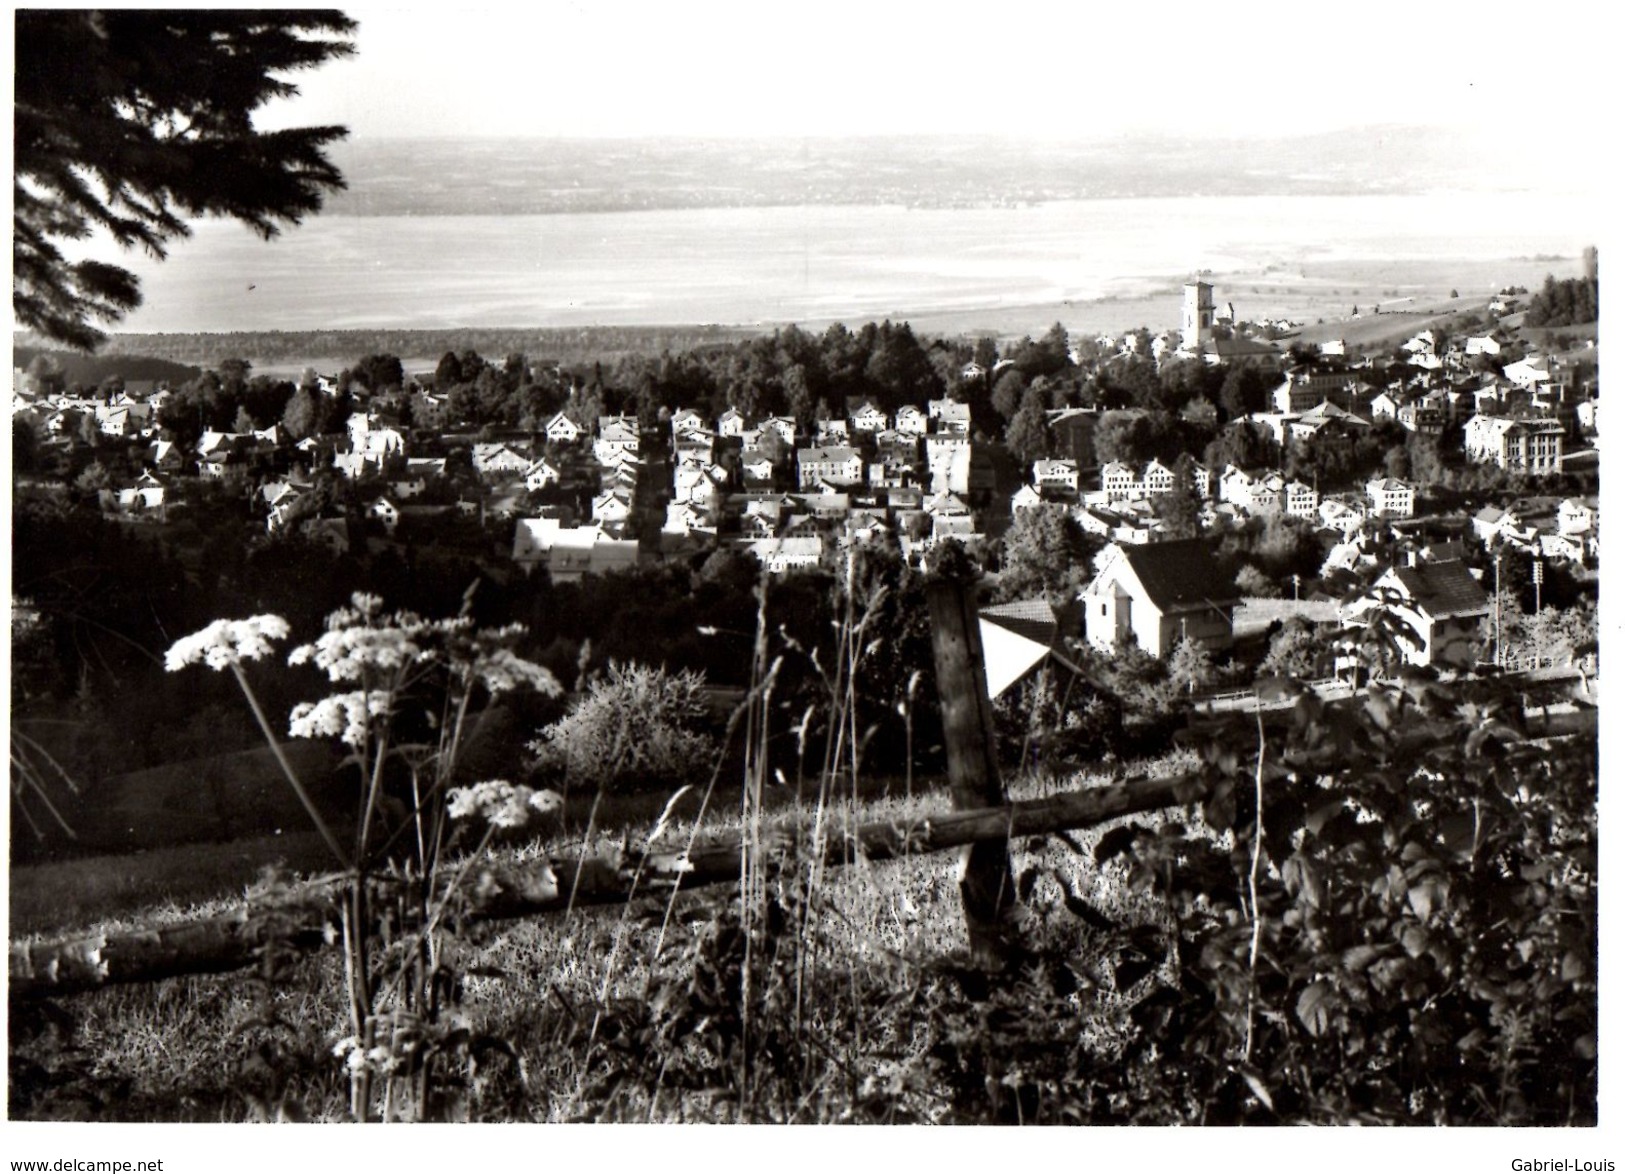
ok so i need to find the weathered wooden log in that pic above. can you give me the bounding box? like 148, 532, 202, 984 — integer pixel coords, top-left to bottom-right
13, 701, 1595, 1001
9, 770, 1207, 1001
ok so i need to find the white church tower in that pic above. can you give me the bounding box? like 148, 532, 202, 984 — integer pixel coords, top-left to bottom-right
1181, 281, 1215, 351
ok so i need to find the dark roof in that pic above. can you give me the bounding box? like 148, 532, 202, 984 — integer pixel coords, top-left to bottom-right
1391, 560, 1489, 619
980, 599, 1059, 649
1118, 539, 1238, 614
1204, 337, 1279, 358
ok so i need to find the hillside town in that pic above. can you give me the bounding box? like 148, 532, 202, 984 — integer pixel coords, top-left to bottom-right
12, 274, 1600, 679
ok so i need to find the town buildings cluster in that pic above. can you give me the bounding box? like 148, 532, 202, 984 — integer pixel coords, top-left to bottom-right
13, 276, 1597, 676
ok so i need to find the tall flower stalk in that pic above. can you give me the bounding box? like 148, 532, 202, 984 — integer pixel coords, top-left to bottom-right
166, 594, 561, 1120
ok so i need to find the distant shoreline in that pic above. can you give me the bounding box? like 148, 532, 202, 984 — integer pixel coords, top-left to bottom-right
75, 250, 1585, 374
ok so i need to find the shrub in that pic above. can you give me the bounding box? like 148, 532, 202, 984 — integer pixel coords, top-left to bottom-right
993, 667, 1124, 769
528, 661, 718, 793
1095, 673, 1597, 1123
1234, 563, 1278, 598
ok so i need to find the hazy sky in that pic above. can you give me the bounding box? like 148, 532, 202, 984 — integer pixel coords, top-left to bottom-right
255, 1, 1609, 144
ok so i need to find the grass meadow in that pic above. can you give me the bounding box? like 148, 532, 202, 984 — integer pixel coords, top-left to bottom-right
8, 753, 1198, 1123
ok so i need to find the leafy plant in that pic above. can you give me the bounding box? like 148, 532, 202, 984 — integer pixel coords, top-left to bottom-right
1096, 669, 1597, 1123
163, 591, 563, 1120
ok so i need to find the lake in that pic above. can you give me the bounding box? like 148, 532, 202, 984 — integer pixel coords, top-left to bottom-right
97, 193, 1599, 336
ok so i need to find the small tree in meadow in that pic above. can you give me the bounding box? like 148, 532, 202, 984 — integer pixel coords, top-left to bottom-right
1165, 636, 1217, 696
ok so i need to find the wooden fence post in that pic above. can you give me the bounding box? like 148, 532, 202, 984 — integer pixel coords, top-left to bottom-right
926, 579, 1021, 970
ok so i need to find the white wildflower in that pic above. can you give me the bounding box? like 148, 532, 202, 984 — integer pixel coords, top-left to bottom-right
288, 690, 391, 748
462, 646, 561, 697
289, 624, 426, 681
446, 780, 562, 829
446, 786, 480, 821
164, 615, 290, 672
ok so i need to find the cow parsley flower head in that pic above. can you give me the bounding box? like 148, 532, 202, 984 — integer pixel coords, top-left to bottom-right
288, 690, 392, 749
463, 645, 561, 697
165, 615, 290, 672
288, 594, 431, 681
440, 621, 561, 698
446, 780, 562, 829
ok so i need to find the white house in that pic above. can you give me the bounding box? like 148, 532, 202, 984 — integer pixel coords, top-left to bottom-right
673, 461, 726, 505
927, 399, 971, 434
594, 417, 641, 465
1365, 477, 1416, 518
1503, 355, 1555, 389
894, 405, 928, 436
1318, 497, 1368, 538
1010, 484, 1045, 511
815, 417, 850, 444
1220, 466, 1285, 516
1464, 415, 1566, 473
663, 500, 714, 537
544, 412, 583, 444
472, 443, 531, 477
1558, 498, 1596, 535
1539, 531, 1588, 566
739, 448, 777, 484
745, 535, 824, 574
761, 416, 798, 446
511, 519, 614, 573
674, 428, 714, 462
1369, 391, 1402, 422
1082, 540, 1237, 657
1101, 461, 1139, 502
1141, 459, 1176, 496
796, 445, 864, 488
849, 401, 888, 432
1343, 560, 1488, 669
591, 490, 633, 526
670, 408, 705, 438
924, 437, 971, 495
1283, 480, 1319, 519
524, 458, 562, 491
1032, 459, 1079, 492
1403, 330, 1442, 358
369, 497, 401, 533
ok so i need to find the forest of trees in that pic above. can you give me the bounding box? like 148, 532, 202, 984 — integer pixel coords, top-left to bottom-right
1523, 271, 1599, 328
78, 325, 764, 369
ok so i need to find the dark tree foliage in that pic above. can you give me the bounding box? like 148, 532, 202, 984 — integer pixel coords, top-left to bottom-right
1219, 363, 1273, 420
1003, 386, 1053, 464
1096, 353, 1161, 410
996, 504, 1097, 604
1152, 453, 1204, 539
1008, 323, 1072, 381
351, 353, 405, 393
1524, 272, 1599, 328
1204, 420, 1281, 473
13, 10, 356, 349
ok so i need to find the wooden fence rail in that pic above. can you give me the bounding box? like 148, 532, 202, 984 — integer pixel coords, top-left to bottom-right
9, 770, 1207, 1001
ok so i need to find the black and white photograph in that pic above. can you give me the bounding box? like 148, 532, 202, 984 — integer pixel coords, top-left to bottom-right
5, 0, 1610, 1160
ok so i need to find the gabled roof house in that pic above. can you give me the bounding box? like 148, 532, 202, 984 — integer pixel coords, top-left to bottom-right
1082, 539, 1238, 657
